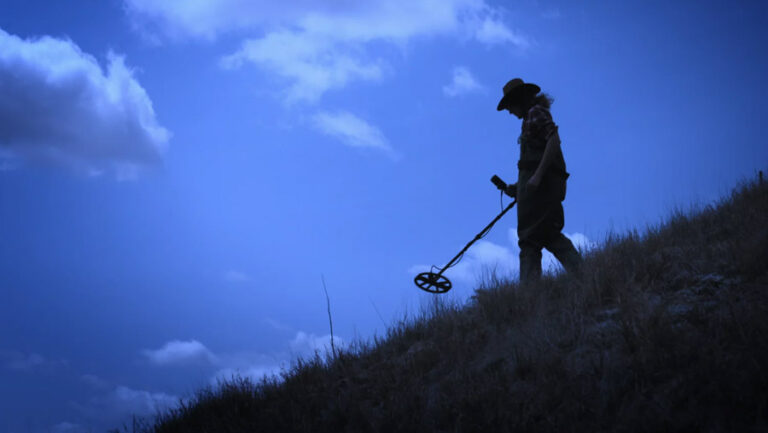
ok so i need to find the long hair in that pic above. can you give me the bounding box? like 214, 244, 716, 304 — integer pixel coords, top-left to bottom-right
530, 92, 554, 109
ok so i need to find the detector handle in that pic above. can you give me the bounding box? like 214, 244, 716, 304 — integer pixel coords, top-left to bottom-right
491, 174, 507, 191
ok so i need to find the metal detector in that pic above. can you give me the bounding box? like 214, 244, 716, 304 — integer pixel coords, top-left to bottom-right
414, 175, 517, 294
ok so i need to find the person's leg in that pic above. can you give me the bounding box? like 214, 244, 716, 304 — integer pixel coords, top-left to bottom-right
544, 233, 583, 275
518, 239, 543, 284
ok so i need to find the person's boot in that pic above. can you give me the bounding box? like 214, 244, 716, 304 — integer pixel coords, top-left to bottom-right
547, 233, 583, 276
519, 246, 542, 285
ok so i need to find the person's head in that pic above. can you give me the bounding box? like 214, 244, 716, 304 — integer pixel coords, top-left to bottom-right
505, 93, 554, 118
496, 78, 553, 118
505, 100, 530, 119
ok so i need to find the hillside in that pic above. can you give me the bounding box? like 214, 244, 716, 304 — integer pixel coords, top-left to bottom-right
135, 174, 768, 433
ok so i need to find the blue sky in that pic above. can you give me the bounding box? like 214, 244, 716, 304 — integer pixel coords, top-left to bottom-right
1, 0, 766, 431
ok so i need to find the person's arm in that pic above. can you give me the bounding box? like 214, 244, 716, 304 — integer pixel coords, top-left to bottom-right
528, 128, 560, 188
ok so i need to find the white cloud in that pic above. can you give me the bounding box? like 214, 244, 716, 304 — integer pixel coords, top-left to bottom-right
410, 240, 518, 285
206, 330, 345, 385
124, 0, 512, 43
289, 331, 345, 357
123, 0, 326, 40
139, 339, 286, 387
443, 66, 483, 97
125, 0, 527, 103
111, 386, 178, 415
0, 350, 68, 372
69, 383, 180, 432
224, 270, 252, 283
80, 374, 111, 390
459, 240, 518, 278
567, 232, 597, 251
204, 348, 286, 386
475, 17, 530, 46
0, 28, 170, 178
142, 340, 217, 366
221, 31, 384, 104
311, 111, 394, 154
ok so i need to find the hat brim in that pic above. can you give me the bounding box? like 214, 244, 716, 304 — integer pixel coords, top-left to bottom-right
496, 83, 541, 111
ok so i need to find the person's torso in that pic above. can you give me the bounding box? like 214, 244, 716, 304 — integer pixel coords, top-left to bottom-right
516, 103, 569, 202
517, 103, 566, 171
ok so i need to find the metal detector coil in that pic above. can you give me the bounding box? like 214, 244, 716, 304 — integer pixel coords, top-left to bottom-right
414, 272, 452, 294
414, 175, 517, 294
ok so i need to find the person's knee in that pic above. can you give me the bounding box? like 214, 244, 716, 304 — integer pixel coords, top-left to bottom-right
560, 248, 583, 275
518, 238, 542, 254
542, 233, 583, 273
519, 247, 542, 261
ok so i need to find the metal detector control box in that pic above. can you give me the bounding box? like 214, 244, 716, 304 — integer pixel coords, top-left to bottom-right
491, 174, 507, 191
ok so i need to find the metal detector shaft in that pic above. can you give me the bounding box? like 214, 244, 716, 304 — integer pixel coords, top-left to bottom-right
436, 198, 517, 278
414, 198, 517, 293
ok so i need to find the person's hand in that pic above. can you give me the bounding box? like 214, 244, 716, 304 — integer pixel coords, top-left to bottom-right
505, 183, 517, 199
527, 173, 542, 190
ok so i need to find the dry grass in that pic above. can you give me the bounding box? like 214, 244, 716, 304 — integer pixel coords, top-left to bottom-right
129, 174, 768, 433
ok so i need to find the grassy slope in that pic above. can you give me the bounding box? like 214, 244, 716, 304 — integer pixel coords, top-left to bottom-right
140, 176, 768, 433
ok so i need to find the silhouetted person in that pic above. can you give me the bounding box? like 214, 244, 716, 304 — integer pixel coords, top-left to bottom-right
496, 78, 582, 284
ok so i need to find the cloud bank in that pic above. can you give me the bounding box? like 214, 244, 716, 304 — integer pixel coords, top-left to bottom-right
0, 28, 170, 178
111, 386, 178, 415
142, 340, 217, 365
125, 0, 527, 104
0, 350, 68, 372
72, 383, 179, 431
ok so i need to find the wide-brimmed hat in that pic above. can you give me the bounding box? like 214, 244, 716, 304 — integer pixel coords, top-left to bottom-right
496, 78, 540, 111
